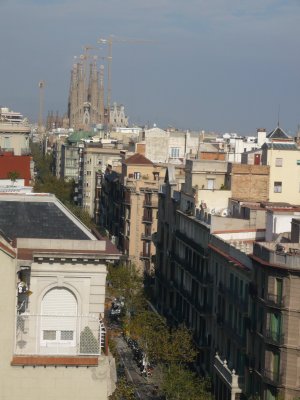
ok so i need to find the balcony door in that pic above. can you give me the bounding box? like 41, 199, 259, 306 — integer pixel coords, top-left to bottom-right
40, 288, 77, 354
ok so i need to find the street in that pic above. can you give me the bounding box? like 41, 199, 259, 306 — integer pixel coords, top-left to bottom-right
114, 334, 163, 400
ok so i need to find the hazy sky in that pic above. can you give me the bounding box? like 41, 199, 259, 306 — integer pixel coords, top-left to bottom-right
1, 0, 300, 134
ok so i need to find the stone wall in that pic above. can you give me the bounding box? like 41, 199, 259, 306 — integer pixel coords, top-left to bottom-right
230, 163, 270, 202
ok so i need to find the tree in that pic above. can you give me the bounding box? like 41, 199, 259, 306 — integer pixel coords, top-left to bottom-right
128, 311, 197, 365
107, 264, 145, 317
128, 309, 169, 363
7, 170, 20, 184
161, 364, 212, 400
164, 325, 198, 365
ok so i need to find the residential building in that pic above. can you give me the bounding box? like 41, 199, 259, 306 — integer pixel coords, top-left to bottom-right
144, 126, 211, 164
100, 153, 172, 274
0, 107, 31, 156
0, 193, 120, 400
261, 141, 300, 203
248, 218, 300, 400
81, 142, 123, 218
154, 155, 300, 400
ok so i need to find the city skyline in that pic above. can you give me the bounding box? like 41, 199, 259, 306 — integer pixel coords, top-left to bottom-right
1, 0, 300, 134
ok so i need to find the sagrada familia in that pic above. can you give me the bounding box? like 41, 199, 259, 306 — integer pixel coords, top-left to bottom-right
67, 58, 128, 131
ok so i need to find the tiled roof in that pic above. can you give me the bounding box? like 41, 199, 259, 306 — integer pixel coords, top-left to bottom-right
0, 201, 91, 240
124, 153, 153, 165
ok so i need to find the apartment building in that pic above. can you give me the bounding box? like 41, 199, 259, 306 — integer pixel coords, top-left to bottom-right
81, 142, 122, 218
100, 153, 172, 274
144, 126, 215, 164
154, 156, 300, 400
246, 216, 300, 400
0, 193, 120, 400
0, 107, 31, 156
261, 142, 300, 203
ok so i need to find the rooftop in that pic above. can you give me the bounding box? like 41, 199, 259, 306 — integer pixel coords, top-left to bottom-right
124, 153, 153, 166
0, 194, 94, 241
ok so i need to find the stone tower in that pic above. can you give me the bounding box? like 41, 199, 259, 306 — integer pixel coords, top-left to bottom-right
68, 59, 105, 131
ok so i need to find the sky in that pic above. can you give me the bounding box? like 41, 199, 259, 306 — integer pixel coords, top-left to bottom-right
0, 0, 300, 134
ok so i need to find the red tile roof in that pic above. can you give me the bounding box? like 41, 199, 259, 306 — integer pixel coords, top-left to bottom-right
0, 154, 32, 185
124, 153, 153, 166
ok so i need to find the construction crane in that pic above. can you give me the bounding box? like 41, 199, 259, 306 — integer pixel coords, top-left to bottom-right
97, 35, 155, 125
38, 80, 45, 136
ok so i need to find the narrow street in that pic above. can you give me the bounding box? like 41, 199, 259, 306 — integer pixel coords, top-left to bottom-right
113, 334, 163, 400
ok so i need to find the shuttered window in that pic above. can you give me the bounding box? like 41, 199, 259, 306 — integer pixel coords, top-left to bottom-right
41, 288, 77, 346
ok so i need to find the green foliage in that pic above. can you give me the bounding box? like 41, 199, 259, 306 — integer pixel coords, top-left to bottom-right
65, 202, 96, 229
109, 377, 136, 400
165, 325, 198, 364
7, 170, 20, 182
107, 264, 144, 310
30, 142, 95, 228
80, 326, 99, 354
128, 310, 169, 363
161, 364, 212, 400
128, 311, 197, 365
34, 175, 74, 203
31, 142, 74, 203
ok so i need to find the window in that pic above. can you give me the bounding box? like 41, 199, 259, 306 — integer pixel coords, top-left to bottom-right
41, 288, 77, 347
170, 147, 180, 158
274, 181, 282, 193
275, 158, 283, 167
133, 172, 141, 180
207, 179, 214, 190
297, 160, 300, 165
4, 136, 11, 149
43, 330, 56, 340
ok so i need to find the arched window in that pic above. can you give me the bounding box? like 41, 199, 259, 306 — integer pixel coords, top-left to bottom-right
41, 288, 77, 348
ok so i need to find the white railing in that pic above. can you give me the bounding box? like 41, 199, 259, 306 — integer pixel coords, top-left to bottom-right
15, 314, 104, 356
214, 353, 244, 391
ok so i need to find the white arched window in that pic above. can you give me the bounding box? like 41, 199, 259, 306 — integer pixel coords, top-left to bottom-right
41, 288, 77, 349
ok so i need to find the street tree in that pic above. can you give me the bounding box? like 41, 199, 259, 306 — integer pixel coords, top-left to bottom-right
161, 363, 212, 400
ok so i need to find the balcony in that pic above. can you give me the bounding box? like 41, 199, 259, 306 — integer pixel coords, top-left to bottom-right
214, 353, 244, 394
262, 368, 283, 386
141, 233, 152, 241
223, 321, 246, 347
14, 314, 103, 357
195, 302, 213, 315
264, 329, 284, 346
143, 199, 158, 208
224, 286, 248, 313
265, 293, 285, 308
140, 252, 151, 260
142, 215, 153, 223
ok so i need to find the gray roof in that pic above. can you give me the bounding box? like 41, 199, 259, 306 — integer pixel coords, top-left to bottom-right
0, 201, 91, 241
267, 127, 290, 139
263, 143, 298, 150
